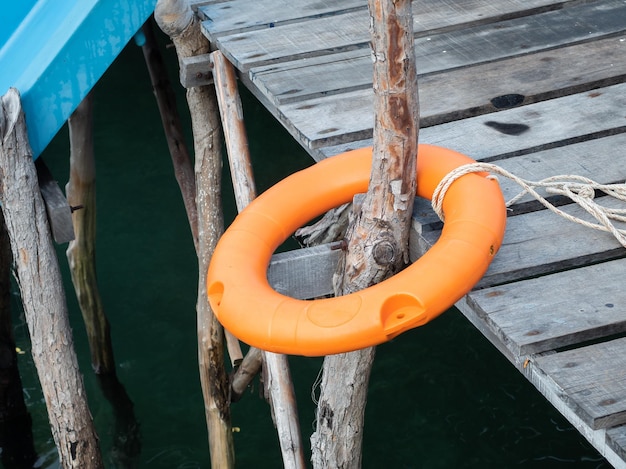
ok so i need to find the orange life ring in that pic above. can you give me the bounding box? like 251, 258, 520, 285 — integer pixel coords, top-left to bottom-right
207, 145, 506, 356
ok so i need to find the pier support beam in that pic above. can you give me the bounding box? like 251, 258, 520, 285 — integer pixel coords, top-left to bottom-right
155, 1, 235, 467
0, 88, 103, 468
66, 92, 115, 375
211, 49, 306, 469
311, 0, 419, 467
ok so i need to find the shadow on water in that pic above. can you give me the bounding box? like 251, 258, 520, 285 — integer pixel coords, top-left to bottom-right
5, 27, 613, 469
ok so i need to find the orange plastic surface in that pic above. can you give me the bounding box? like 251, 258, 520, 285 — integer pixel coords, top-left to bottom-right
207, 145, 507, 356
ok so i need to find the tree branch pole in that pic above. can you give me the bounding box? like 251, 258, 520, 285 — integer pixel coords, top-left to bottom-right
66, 92, 116, 375
0, 88, 103, 468
311, 0, 419, 467
66, 91, 141, 466
140, 18, 199, 252
154, 1, 235, 466
211, 49, 306, 469
146, 8, 242, 368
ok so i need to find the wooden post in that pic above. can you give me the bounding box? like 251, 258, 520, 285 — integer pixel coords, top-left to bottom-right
66, 92, 116, 375
154, 1, 235, 466
211, 49, 306, 469
311, 1, 419, 467
140, 18, 199, 251
0, 88, 103, 468
0, 210, 37, 467
66, 92, 141, 466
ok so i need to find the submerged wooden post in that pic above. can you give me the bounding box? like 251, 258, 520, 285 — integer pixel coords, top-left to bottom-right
0, 88, 103, 468
311, 0, 419, 467
155, 1, 235, 466
66, 92, 116, 375
211, 49, 306, 469
66, 92, 141, 466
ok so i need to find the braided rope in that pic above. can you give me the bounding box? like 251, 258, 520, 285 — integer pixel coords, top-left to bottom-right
431, 162, 626, 248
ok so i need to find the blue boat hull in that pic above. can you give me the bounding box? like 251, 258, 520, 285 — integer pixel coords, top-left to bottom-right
0, 0, 156, 157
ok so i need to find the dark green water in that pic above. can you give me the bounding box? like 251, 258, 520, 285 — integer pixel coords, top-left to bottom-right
11, 35, 610, 468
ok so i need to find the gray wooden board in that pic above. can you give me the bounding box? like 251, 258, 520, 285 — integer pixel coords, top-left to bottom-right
250, 21, 626, 107
450, 195, 626, 289
198, 0, 365, 36
607, 425, 626, 461
481, 133, 626, 205
410, 133, 626, 231
252, 35, 626, 135
203, 0, 591, 71
278, 57, 626, 151
199, 0, 574, 38
466, 259, 626, 357
267, 243, 340, 299
531, 337, 626, 429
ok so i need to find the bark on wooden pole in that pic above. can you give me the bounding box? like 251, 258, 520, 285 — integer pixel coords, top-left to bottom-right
0, 88, 103, 468
311, 1, 419, 467
140, 18, 199, 252
66, 92, 141, 466
149, 5, 242, 368
66, 92, 116, 375
154, 1, 235, 466
211, 49, 306, 469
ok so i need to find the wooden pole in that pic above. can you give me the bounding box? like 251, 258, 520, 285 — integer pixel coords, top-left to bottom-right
66, 92, 116, 375
66, 92, 141, 466
146, 9, 243, 368
140, 18, 199, 252
311, 0, 419, 467
154, 1, 235, 466
211, 49, 306, 469
0, 88, 103, 468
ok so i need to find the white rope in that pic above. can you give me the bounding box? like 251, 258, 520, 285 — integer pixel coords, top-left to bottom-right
431, 162, 626, 248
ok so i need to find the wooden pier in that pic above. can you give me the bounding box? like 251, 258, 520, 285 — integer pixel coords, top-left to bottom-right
196, 0, 626, 466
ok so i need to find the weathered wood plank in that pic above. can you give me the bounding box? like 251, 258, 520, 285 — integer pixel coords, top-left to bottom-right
204, 0, 587, 71
199, 0, 365, 36
253, 21, 625, 109
532, 337, 626, 429
606, 425, 626, 461
268, 244, 340, 300
253, 34, 625, 122
520, 350, 626, 468
199, 0, 577, 38
286, 63, 626, 154
467, 259, 626, 356
318, 81, 626, 159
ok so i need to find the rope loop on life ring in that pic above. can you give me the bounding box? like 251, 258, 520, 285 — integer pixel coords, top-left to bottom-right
207, 145, 507, 356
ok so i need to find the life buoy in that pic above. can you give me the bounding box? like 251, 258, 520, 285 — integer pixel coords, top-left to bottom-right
207, 145, 506, 356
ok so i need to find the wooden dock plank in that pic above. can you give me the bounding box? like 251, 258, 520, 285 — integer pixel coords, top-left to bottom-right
250, 18, 626, 107
252, 35, 626, 134
281, 62, 626, 153
533, 337, 626, 430
203, 0, 590, 71
318, 81, 626, 159
198, 0, 365, 36
466, 259, 626, 356
199, 0, 573, 38
607, 426, 626, 461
